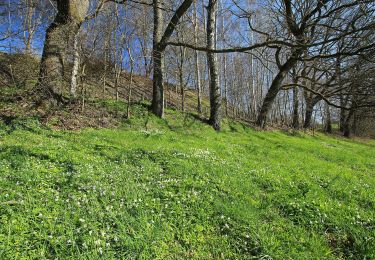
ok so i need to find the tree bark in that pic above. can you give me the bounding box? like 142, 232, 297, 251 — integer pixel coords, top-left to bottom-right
343, 108, 355, 138
303, 99, 319, 129
179, 57, 185, 112
339, 94, 347, 132
38, 0, 89, 105
127, 47, 134, 119
256, 51, 301, 128
292, 86, 299, 129
70, 31, 80, 99
152, 0, 164, 117
151, 0, 194, 118
291, 69, 299, 129
207, 0, 221, 131
193, 1, 202, 115
324, 102, 332, 133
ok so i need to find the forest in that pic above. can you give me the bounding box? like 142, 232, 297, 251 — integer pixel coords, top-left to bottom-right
0, 0, 374, 258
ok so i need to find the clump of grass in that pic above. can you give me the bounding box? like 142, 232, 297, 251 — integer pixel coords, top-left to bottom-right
0, 105, 374, 258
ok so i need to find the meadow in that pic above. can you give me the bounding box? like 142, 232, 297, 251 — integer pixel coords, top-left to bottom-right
0, 104, 374, 259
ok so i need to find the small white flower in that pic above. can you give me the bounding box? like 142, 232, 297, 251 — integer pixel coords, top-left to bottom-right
98, 247, 103, 255
79, 218, 85, 223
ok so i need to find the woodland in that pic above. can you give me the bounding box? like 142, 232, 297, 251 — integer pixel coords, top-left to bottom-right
0, 0, 374, 258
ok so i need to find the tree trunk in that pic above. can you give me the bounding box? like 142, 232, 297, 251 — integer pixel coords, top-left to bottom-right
303, 99, 315, 129
179, 64, 185, 112
324, 102, 332, 133
194, 1, 202, 115
127, 47, 134, 119
70, 31, 80, 99
151, 0, 194, 117
23, 0, 35, 55
38, 0, 89, 105
292, 70, 299, 129
256, 52, 300, 128
223, 54, 228, 117
339, 95, 346, 132
343, 108, 355, 138
207, 0, 221, 131
152, 0, 164, 117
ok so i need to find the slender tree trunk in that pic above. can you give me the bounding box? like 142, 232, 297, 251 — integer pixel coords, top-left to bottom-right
152, 0, 164, 117
179, 62, 185, 112
336, 56, 346, 132
223, 54, 228, 117
324, 102, 332, 133
80, 64, 87, 113
292, 86, 299, 129
127, 47, 134, 119
23, 0, 35, 55
70, 31, 80, 99
339, 95, 346, 132
103, 38, 109, 95
207, 0, 221, 131
151, 0, 193, 117
193, 1, 202, 115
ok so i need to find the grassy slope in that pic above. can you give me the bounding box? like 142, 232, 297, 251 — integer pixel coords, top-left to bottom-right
0, 104, 374, 259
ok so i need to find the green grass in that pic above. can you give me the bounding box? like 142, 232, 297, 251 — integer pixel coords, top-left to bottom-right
0, 105, 374, 259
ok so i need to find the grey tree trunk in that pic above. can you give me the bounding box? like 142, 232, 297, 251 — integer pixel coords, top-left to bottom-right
343, 108, 355, 138
38, 0, 89, 105
324, 102, 332, 133
194, 1, 202, 115
256, 51, 300, 128
151, 0, 164, 117
304, 103, 313, 129
207, 0, 221, 131
70, 32, 80, 99
179, 55, 185, 112
303, 99, 319, 129
127, 47, 134, 119
339, 94, 347, 132
151, 0, 194, 117
291, 68, 299, 129
292, 86, 299, 129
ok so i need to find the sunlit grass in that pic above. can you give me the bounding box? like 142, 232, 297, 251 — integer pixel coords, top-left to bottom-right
0, 105, 374, 258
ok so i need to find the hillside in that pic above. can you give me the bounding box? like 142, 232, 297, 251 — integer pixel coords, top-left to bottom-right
0, 52, 213, 130
0, 105, 374, 259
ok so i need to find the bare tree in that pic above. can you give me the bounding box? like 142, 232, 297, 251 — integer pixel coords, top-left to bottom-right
151, 0, 194, 117
207, 0, 221, 130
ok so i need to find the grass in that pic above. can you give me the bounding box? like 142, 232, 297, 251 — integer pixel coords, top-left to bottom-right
0, 104, 374, 259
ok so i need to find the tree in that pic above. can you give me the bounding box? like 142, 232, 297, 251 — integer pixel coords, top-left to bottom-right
255, 0, 375, 128
38, 0, 90, 105
206, 0, 220, 130
151, 0, 194, 118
